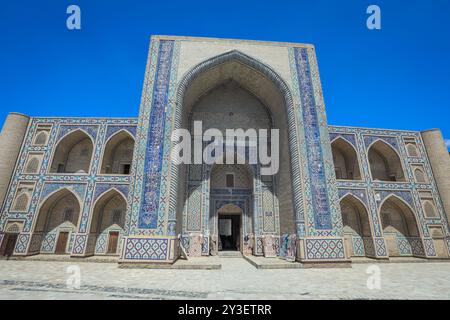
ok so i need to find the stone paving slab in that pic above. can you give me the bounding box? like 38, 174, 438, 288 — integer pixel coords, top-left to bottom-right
119, 257, 222, 270
1, 258, 450, 299
243, 255, 303, 269
12, 254, 119, 264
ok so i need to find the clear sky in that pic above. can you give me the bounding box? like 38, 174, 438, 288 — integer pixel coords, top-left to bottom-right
1, 0, 449, 148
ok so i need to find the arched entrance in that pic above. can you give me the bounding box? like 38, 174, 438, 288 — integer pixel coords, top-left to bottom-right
89, 189, 126, 255
34, 189, 81, 254
339, 194, 373, 258
380, 195, 421, 257
0, 222, 23, 258
176, 51, 294, 255
368, 140, 405, 182
209, 162, 253, 254
217, 204, 243, 252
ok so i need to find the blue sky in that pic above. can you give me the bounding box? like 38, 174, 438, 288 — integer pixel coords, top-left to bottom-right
1, 1, 449, 148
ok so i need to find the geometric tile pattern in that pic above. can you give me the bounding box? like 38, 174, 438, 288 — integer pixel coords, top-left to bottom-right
305, 238, 346, 260
352, 236, 365, 256
14, 233, 30, 254
95, 234, 107, 254
397, 236, 413, 256
71, 234, 87, 255
123, 238, 168, 261
41, 233, 56, 253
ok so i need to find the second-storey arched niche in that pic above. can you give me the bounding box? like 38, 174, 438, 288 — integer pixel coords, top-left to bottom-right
100, 131, 135, 175
331, 138, 361, 180
50, 130, 93, 174
368, 140, 405, 182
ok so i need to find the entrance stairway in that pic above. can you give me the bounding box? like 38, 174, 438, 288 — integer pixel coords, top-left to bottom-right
218, 251, 243, 258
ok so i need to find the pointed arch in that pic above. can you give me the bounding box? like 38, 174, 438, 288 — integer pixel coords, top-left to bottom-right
13, 193, 30, 212
50, 129, 94, 174
172, 50, 301, 239
414, 168, 427, 183
33, 188, 82, 254
34, 131, 48, 145
89, 188, 127, 255
379, 194, 421, 257
34, 188, 82, 233
406, 143, 419, 157
331, 137, 361, 180
339, 194, 373, 257
89, 188, 127, 233
368, 139, 406, 182
25, 157, 40, 174
423, 200, 438, 218
100, 130, 135, 174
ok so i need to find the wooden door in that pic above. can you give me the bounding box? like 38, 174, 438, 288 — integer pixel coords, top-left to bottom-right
55, 232, 69, 254
1, 234, 18, 257
107, 232, 119, 254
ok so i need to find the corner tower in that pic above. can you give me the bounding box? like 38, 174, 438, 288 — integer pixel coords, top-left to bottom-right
0, 113, 30, 209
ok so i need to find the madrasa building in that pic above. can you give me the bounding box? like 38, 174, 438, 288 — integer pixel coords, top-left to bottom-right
1, 36, 450, 266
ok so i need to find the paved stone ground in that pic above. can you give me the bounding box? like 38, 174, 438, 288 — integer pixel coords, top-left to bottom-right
0, 258, 450, 299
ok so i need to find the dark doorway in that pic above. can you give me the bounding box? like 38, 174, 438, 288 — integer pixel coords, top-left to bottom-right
55, 232, 69, 254
107, 232, 119, 254
0, 234, 18, 258
218, 214, 241, 251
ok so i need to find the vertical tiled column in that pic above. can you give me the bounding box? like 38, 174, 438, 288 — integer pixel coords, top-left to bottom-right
120, 39, 179, 264
71, 124, 105, 257
354, 131, 389, 259
289, 47, 347, 264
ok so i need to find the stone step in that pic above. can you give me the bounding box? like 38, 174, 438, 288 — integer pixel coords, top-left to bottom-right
218, 251, 243, 258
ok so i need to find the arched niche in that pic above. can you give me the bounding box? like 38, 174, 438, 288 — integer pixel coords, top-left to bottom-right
380, 195, 421, 257
174, 51, 298, 237
34, 189, 81, 254
100, 131, 135, 175
340, 194, 372, 257
50, 130, 93, 174
368, 140, 405, 182
89, 189, 126, 255
331, 138, 361, 180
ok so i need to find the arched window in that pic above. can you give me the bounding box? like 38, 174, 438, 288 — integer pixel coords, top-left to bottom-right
424, 201, 438, 218
25, 157, 40, 174
6, 223, 20, 233
100, 131, 135, 175
50, 130, 93, 174
414, 168, 427, 183
368, 140, 405, 182
331, 138, 361, 180
406, 144, 419, 157
13, 193, 29, 212
34, 131, 48, 145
